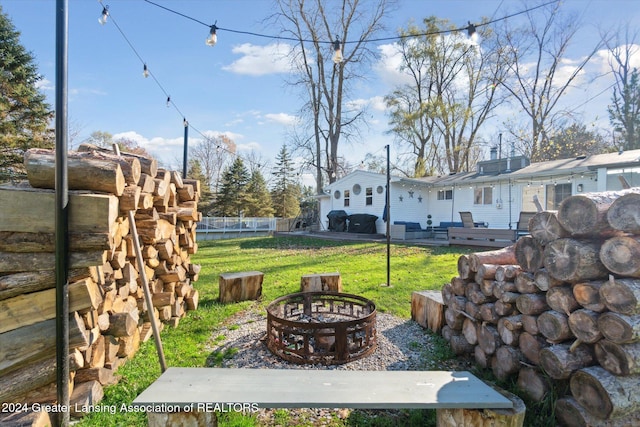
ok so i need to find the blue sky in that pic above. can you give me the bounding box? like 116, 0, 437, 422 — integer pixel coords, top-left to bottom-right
2, 0, 639, 183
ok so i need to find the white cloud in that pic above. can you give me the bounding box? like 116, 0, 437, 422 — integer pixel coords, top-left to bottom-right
374, 43, 413, 88
115, 131, 182, 169
264, 112, 297, 126
69, 87, 107, 97
594, 43, 640, 74
35, 78, 54, 91
223, 43, 295, 76
347, 96, 387, 113
236, 141, 262, 152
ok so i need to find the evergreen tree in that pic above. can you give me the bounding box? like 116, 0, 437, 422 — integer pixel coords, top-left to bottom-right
188, 159, 216, 216
271, 144, 301, 217
245, 170, 274, 217
217, 157, 251, 217
0, 6, 54, 176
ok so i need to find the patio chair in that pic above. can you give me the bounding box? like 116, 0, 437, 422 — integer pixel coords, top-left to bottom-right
459, 211, 476, 228
459, 211, 488, 228
516, 211, 537, 238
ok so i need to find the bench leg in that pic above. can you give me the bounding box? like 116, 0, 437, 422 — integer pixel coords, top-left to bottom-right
148, 411, 217, 426
435, 386, 525, 427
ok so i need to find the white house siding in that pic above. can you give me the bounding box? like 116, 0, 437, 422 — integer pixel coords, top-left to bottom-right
319, 171, 432, 233
318, 150, 640, 233
390, 183, 430, 228
319, 171, 389, 233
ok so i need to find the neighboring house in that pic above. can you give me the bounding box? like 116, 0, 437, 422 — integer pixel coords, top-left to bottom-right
318, 149, 640, 233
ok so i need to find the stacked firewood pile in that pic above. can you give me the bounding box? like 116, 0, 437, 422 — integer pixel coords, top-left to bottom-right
441, 188, 640, 427
0, 146, 201, 418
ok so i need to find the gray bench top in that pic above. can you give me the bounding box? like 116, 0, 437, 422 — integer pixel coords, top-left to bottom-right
133, 368, 513, 410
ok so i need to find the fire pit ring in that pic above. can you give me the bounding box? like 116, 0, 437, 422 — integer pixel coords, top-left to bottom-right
266, 292, 377, 365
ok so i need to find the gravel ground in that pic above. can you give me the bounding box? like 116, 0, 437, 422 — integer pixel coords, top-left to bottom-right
205, 306, 473, 426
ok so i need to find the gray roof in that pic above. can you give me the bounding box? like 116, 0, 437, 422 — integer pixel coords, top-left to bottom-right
411, 149, 640, 187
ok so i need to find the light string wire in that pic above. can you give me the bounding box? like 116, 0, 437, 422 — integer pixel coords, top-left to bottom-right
97, 1, 250, 169
98, 0, 565, 175
142, 0, 559, 44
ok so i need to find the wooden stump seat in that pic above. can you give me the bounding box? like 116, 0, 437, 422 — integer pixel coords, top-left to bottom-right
411, 290, 445, 333
218, 271, 263, 303
300, 272, 342, 293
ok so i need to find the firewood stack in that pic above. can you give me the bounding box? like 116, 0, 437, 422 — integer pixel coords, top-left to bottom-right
441, 188, 640, 427
0, 147, 201, 417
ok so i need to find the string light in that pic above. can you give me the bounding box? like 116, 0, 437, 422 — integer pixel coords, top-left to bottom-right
466, 21, 476, 37
98, 6, 109, 25
206, 25, 218, 46
332, 39, 343, 64
95, 0, 562, 175
141, 0, 560, 51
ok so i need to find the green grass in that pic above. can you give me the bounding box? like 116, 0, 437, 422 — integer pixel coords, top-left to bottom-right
73, 236, 553, 426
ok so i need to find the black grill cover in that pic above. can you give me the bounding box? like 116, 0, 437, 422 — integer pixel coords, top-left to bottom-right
347, 214, 378, 234
327, 210, 348, 232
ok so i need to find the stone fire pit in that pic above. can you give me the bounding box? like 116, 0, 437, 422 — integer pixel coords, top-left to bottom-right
265, 292, 377, 365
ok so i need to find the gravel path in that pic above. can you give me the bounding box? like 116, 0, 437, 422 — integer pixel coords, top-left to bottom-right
205, 306, 472, 426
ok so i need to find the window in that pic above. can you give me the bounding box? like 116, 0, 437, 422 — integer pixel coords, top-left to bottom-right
546, 183, 571, 209
474, 187, 493, 205
366, 187, 373, 205
437, 189, 453, 200
344, 189, 350, 207
352, 184, 361, 195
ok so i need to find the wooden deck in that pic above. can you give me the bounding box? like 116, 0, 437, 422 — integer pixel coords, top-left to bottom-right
448, 228, 515, 248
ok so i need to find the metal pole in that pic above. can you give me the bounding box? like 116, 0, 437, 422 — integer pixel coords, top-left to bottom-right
386, 144, 390, 287
182, 118, 188, 179
55, 0, 70, 425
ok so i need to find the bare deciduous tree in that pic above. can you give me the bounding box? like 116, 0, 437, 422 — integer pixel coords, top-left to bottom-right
604, 25, 640, 150
273, 0, 393, 194
385, 17, 509, 176
496, 1, 603, 161
190, 134, 236, 194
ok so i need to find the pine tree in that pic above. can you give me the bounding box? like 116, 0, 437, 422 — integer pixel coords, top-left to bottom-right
0, 6, 54, 176
271, 144, 301, 217
245, 170, 274, 217
217, 157, 251, 217
188, 159, 216, 216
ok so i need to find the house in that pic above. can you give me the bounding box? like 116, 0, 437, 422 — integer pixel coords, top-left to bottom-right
317, 149, 640, 235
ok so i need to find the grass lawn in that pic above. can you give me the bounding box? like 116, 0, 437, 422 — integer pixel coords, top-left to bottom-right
73, 235, 554, 426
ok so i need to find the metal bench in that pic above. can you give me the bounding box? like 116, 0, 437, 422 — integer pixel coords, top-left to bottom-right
133, 368, 519, 426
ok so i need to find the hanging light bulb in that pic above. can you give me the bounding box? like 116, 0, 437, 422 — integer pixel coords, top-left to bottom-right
466, 21, 476, 37
98, 6, 109, 25
467, 21, 480, 45
142, 64, 149, 78
332, 39, 343, 64
206, 25, 218, 46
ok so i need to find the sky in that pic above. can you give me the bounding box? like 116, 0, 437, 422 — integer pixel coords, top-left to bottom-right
2, 0, 640, 186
